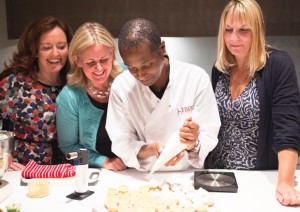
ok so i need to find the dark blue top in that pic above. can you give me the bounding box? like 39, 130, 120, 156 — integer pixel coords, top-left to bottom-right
207, 74, 260, 169
209, 48, 300, 170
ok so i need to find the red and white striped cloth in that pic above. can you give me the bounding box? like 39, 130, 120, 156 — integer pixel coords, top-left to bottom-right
22, 160, 76, 178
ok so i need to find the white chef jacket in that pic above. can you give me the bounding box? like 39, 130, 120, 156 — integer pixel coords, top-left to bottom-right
106, 59, 220, 171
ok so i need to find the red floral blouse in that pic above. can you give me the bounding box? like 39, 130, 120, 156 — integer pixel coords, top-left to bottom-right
0, 74, 62, 165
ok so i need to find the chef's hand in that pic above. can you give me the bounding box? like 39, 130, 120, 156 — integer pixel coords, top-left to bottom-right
276, 182, 300, 206
165, 150, 186, 166
137, 142, 164, 160
103, 157, 127, 172
7, 154, 25, 171
179, 117, 200, 151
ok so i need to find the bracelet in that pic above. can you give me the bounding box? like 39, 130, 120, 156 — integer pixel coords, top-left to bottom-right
186, 139, 200, 153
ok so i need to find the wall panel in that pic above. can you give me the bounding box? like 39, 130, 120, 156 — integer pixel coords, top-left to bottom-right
5, 0, 300, 39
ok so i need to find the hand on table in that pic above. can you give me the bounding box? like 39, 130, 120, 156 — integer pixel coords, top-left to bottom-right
7, 154, 25, 171
179, 117, 200, 151
103, 157, 127, 172
276, 181, 300, 206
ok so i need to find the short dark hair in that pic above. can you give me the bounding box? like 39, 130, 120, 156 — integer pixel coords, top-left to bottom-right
118, 18, 161, 52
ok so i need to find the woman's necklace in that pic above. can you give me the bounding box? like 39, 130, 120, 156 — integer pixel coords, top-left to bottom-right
37, 71, 61, 86
230, 71, 250, 85
88, 82, 112, 100
229, 70, 251, 100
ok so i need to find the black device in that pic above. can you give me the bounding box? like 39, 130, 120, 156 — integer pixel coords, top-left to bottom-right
194, 171, 238, 193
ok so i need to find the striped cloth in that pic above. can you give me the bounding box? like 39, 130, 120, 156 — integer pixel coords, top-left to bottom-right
22, 160, 76, 178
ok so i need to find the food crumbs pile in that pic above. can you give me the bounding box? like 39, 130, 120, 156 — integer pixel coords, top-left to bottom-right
104, 181, 215, 212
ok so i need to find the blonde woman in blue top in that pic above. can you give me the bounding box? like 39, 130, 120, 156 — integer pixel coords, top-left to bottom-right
56, 22, 126, 171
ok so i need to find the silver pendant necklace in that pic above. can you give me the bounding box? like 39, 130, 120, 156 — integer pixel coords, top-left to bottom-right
88, 82, 112, 100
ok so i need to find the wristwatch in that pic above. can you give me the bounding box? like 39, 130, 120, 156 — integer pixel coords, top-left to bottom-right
187, 139, 200, 154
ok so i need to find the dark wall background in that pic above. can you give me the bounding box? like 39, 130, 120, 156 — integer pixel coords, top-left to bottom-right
5, 0, 300, 39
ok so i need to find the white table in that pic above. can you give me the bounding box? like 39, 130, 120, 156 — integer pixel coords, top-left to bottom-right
0, 168, 299, 212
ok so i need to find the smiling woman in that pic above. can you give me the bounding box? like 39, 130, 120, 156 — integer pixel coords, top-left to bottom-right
37, 26, 69, 86
0, 16, 73, 169
56, 22, 127, 172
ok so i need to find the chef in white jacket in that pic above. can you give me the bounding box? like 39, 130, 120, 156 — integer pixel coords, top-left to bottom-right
106, 18, 220, 172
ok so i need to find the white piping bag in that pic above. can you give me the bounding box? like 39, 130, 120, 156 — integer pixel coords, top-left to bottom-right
150, 110, 200, 174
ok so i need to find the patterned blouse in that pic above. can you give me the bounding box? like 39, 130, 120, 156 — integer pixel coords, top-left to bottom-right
206, 74, 260, 169
0, 73, 62, 165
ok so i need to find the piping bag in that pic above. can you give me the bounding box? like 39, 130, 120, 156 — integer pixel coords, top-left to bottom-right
150, 110, 201, 174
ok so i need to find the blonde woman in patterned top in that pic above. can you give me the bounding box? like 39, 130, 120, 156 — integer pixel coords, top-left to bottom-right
206, 0, 300, 206
0, 16, 73, 170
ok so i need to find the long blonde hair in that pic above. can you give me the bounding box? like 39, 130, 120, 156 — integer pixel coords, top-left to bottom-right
215, 0, 267, 76
67, 22, 121, 87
